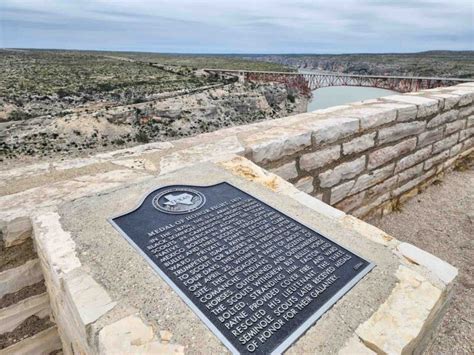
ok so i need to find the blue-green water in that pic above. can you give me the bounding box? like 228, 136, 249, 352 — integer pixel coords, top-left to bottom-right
308, 86, 396, 111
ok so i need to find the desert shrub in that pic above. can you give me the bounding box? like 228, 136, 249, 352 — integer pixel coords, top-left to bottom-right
112, 138, 126, 145
56, 88, 73, 98
8, 110, 32, 121
135, 130, 149, 143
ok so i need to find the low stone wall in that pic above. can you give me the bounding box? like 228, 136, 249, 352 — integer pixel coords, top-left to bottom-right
251, 85, 474, 218
0, 218, 62, 354
1, 83, 472, 355
4, 157, 458, 355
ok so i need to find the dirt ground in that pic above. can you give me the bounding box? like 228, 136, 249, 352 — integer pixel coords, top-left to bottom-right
370, 154, 474, 354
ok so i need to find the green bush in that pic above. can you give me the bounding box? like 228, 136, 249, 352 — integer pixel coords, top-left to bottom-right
135, 130, 149, 143
8, 110, 32, 121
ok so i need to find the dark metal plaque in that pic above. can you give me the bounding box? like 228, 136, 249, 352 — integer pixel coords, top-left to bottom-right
109, 182, 374, 354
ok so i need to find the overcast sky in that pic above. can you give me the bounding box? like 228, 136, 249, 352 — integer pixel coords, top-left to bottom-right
1, 0, 473, 53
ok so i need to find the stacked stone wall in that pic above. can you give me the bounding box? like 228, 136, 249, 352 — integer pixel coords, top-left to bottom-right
1, 84, 472, 354
250, 85, 474, 218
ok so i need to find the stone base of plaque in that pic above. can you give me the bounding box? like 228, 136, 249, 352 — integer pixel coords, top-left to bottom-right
23, 156, 458, 354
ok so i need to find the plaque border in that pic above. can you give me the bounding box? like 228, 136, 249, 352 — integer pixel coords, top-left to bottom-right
108, 182, 375, 355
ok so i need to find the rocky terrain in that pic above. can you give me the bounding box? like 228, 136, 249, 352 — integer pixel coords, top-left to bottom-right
0, 50, 306, 161
245, 51, 474, 78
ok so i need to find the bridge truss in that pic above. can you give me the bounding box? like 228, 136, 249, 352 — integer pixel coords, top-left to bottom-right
205, 69, 473, 95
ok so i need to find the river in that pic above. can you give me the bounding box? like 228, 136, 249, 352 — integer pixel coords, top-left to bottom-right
299, 69, 397, 111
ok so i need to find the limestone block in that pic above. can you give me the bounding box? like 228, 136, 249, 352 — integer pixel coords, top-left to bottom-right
450, 143, 463, 157
368, 138, 416, 169
319, 156, 366, 188
444, 120, 466, 135
32, 212, 82, 287
340, 215, 397, 248
462, 137, 474, 151
294, 176, 314, 194
63, 268, 116, 326
459, 105, 474, 119
290, 190, 346, 220
309, 118, 359, 145
389, 103, 418, 122
245, 127, 312, 164
398, 187, 419, 204
397, 243, 458, 285
366, 176, 398, 201
335, 191, 366, 212
112, 158, 157, 171
338, 335, 377, 355
395, 146, 432, 173
356, 266, 443, 355
3, 216, 32, 248
442, 156, 458, 171
350, 164, 394, 195
351, 193, 390, 219
428, 93, 460, 110
1, 170, 151, 222
218, 155, 293, 193
468, 115, 474, 127
99, 315, 184, 354
94, 141, 173, 159
0, 293, 50, 333
382, 95, 439, 118
0, 259, 44, 298
427, 110, 459, 128
347, 106, 397, 129
459, 127, 474, 141
160, 136, 245, 173
311, 104, 351, 114
342, 133, 376, 155
299, 145, 340, 171
1, 326, 62, 355
330, 180, 355, 205
398, 163, 424, 184
270, 161, 298, 181
432, 133, 459, 154
378, 121, 426, 145
452, 90, 474, 106
0, 162, 51, 184
52, 157, 102, 171
393, 169, 435, 196
351, 98, 382, 106
220, 156, 346, 220
417, 127, 444, 148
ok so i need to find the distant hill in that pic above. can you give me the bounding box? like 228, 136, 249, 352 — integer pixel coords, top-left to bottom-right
237, 51, 474, 78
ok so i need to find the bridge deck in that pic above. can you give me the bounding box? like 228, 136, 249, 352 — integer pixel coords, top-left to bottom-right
204, 68, 474, 82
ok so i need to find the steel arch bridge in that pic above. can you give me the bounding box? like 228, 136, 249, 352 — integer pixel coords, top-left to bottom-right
204, 69, 474, 95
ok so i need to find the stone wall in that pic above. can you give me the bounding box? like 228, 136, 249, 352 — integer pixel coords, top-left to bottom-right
251, 85, 474, 218
0, 217, 62, 354
1, 83, 472, 355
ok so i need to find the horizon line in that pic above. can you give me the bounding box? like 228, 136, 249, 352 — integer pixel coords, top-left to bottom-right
2, 47, 474, 56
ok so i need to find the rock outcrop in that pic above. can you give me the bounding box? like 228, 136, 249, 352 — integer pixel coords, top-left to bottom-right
1, 82, 308, 160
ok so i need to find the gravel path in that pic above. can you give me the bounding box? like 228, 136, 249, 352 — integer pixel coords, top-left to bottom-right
370, 154, 474, 355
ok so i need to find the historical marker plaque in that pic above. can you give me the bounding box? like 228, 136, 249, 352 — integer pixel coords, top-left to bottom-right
109, 182, 374, 354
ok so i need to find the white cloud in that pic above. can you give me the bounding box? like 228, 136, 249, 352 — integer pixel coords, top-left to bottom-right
1, 0, 473, 52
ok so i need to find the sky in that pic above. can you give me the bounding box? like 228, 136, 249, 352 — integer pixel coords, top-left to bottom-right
0, 0, 473, 54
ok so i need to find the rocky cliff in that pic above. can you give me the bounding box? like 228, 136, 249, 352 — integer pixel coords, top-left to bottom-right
1, 83, 307, 160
